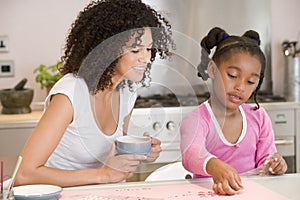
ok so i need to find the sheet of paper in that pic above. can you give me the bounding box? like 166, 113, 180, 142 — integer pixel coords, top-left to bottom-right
59, 180, 288, 200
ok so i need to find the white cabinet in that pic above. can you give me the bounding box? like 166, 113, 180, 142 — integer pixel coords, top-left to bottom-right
296, 107, 300, 173
262, 102, 298, 173
0, 123, 36, 156
0, 110, 42, 156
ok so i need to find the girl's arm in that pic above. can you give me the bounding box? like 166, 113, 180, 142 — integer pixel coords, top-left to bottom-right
180, 108, 242, 195
180, 109, 213, 175
255, 108, 287, 174
15, 94, 145, 187
266, 152, 287, 175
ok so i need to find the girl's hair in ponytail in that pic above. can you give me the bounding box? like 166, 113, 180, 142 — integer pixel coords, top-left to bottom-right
197, 27, 266, 110
198, 27, 228, 80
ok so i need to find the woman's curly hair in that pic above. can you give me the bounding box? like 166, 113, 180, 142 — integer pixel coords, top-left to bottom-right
59, 0, 175, 94
198, 27, 266, 110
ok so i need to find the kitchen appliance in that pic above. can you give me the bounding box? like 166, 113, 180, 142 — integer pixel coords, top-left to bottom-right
134, 93, 210, 108
282, 41, 298, 57
127, 105, 195, 181
282, 41, 300, 101
135, 92, 286, 108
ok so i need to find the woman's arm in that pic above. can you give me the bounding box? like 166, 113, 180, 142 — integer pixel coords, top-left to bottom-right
142, 134, 162, 163
15, 94, 145, 187
15, 94, 102, 186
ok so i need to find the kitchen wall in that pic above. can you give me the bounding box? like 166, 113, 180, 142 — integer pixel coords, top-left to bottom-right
141, 0, 272, 97
0, 0, 300, 103
0, 0, 91, 103
271, 0, 300, 95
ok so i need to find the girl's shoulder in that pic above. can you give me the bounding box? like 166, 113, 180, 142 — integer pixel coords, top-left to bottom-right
182, 102, 210, 122
241, 103, 267, 112
180, 102, 211, 133
241, 103, 269, 120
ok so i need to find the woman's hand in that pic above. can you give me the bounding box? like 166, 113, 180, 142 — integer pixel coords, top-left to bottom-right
143, 132, 162, 163
102, 141, 147, 183
206, 158, 243, 196
266, 153, 287, 175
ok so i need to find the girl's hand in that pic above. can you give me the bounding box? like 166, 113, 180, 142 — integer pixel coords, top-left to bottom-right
143, 132, 162, 163
207, 158, 243, 196
266, 153, 287, 175
102, 141, 147, 183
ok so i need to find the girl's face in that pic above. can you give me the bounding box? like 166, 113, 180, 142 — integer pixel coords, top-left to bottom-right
114, 28, 153, 83
209, 52, 261, 110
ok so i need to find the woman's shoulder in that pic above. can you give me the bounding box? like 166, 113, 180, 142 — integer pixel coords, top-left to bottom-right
56, 73, 83, 85
46, 73, 88, 105
52, 73, 86, 92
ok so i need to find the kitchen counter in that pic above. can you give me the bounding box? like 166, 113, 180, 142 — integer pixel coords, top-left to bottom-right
0, 110, 42, 122
0, 101, 298, 128
61, 173, 300, 199
0, 110, 43, 128
0, 101, 44, 128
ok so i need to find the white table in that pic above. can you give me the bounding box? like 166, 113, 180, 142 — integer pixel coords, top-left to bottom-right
63, 173, 300, 199
249, 173, 300, 199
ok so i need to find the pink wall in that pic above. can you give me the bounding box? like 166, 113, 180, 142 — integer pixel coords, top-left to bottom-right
0, 0, 90, 103
271, 0, 300, 96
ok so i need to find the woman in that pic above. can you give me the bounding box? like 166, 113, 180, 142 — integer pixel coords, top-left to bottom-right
16, 0, 174, 187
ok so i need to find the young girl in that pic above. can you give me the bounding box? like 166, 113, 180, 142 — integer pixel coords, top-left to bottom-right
15, 0, 174, 187
180, 27, 287, 195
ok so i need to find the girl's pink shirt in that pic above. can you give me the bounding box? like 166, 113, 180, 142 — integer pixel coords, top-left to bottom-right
180, 101, 277, 177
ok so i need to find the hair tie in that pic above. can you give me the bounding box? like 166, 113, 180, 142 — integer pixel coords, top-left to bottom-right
223, 33, 230, 39
252, 38, 259, 45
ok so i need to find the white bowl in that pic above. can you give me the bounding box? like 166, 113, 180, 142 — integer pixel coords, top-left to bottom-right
13, 184, 62, 200
116, 135, 151, 155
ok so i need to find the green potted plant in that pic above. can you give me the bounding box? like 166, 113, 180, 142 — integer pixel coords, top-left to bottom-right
34, 61, 63, 93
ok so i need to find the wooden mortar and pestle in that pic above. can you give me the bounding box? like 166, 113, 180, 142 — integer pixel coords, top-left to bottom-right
0, 78, 34, 114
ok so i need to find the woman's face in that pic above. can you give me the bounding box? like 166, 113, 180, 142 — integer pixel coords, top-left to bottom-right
114, 27, 153, 83
209, 52, 261, 110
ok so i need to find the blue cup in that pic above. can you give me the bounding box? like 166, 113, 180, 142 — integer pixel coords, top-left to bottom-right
116, 135, 151, 155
